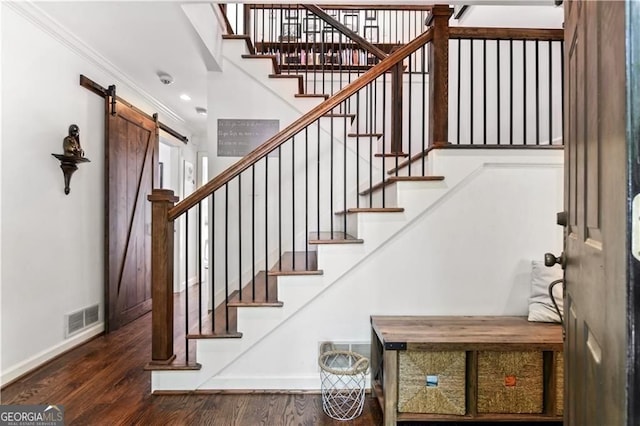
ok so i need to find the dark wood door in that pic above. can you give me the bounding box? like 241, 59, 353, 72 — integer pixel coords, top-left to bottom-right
105, 101, 158, 332
563, 1, 633, 424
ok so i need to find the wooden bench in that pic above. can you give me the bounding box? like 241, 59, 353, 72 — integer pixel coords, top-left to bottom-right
370, 316, 563, 425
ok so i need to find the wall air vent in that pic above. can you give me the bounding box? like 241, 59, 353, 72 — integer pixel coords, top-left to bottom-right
317, 341, 371, 371
66, 310, 85, 337
84, 304, 99, 326
65, 304, 100, 337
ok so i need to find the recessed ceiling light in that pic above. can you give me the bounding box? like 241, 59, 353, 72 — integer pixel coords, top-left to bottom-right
195, 107, 208, 116
180, 94, 191, 101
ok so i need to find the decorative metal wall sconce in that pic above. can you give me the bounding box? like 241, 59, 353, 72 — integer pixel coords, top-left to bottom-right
51, 124, 90, 195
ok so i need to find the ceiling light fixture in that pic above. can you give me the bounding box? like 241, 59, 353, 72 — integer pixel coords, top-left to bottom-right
180, 94, 191, 101
195, 107, 208, 116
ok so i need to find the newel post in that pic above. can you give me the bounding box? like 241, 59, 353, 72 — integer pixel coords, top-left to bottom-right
428, 5, 453, 146
148, 189, 179, 365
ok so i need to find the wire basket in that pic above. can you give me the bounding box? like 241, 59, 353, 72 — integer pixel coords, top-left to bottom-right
319, 350, 370, 421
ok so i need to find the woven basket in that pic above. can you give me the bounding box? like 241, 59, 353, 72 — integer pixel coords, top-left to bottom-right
319, 350, 369, 421
398, 350, 466, 415
477, 351, 543, 414
555, 351, 564, 416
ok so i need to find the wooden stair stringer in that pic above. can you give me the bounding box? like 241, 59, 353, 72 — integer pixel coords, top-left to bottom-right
223, 39, 326, 114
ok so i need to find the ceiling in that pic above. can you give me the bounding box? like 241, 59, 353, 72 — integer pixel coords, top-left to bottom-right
35, 1, 213, 138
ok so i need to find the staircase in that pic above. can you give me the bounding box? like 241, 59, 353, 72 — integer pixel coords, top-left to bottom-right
147, 7, 565, 393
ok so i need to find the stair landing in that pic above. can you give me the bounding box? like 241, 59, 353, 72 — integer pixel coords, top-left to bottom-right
269, 251, 322, 275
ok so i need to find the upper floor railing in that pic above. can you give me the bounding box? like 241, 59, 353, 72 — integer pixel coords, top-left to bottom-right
448, 28, 564, 146
224, 4, 433, 96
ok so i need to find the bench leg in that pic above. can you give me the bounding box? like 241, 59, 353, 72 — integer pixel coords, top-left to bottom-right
383, 350, 398, 426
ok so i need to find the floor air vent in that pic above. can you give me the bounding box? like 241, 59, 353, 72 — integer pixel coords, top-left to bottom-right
65, 304, 100, 337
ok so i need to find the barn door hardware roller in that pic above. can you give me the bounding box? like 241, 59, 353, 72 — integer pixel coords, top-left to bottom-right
108, 84, 116, 116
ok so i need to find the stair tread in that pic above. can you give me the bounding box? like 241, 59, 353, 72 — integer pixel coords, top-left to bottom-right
375, 152, 410, 158
295, 93, 329, 99
227, 271, 282, 307
335, 207, 405, 215
269, 251, 322, 275
187, 332, 243, 339
309, 232, 364, 244
222, 34, 255, 54
241, 54, 280, 74
324, 113, 357, 121
144, 362, 202, 371
387, 145, 443, 175
188, 290, 240, 338
348, 133, 383, 138
268, 74, 304, 94
241, 54, 276, 59
359, 175, 445, 196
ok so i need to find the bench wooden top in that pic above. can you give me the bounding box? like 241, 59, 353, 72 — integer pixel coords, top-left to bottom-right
371, 316, 563, 351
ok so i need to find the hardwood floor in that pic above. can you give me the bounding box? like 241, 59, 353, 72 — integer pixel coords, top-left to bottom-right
0, 300, 559, 425
0, 311, 382, 425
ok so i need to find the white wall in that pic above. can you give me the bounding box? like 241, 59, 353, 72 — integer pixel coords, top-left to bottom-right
0, 3, 193, 384
176, 135, 201, 294
199, 149, 564, 389
451, 5, 564, 28
0, 2, 5, 382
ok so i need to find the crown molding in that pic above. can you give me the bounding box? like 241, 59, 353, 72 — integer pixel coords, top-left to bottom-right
4, 1, 187, 128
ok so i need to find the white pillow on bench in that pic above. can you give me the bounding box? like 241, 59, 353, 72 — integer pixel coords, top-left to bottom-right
528, 260, 564, 323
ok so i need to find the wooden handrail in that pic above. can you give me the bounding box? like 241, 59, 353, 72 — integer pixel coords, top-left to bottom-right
218, 4, 235, 35
302, 5, 387, 60
168, 27, 434, 220
449, 27, 563, 41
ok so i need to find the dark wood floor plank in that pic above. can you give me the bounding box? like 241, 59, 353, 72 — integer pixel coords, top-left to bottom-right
0, 307, 383, 425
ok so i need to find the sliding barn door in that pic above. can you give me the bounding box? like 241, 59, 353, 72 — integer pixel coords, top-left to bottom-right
105, 100, 158, 332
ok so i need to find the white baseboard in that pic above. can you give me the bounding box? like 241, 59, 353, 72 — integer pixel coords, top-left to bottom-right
194, 375, 371, 392
1, 322, 104, 386
176, 276, 200, 293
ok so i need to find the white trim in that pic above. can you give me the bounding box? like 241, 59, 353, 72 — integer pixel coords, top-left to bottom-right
1, 323, 105, 386
197, 375, 323, 391
176, 276, 201, 293
4, 1, 186, 127
156, 374, 371, 392
0, 2, 4, 389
